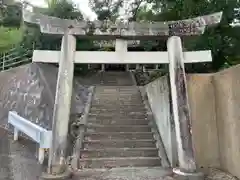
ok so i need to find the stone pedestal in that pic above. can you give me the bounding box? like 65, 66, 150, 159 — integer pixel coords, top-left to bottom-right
126, 64, 129, 71
173, 168, 204, 180
41, 169, 72, 180
136, 64, 140, 70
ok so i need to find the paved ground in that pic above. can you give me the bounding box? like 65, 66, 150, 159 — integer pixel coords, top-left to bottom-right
0, 129, 43, 180
72, 167, 174, 180
205, 168, 239, 180
71, 167, 240, 180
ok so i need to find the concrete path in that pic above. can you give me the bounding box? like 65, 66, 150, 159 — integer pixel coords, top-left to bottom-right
70, 167, 240, 180
0, 128, 43, 180
71, 167, 174, 180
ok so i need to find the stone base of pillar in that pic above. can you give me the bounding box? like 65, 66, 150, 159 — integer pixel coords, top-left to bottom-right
126, 64, 129, 71
41, 168, 72, 180
173, 168, 204, 180
136, 64, 140, 70
101, 64, 105, 71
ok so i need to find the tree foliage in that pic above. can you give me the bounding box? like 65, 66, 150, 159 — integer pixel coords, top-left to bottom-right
44, 0, 83, 20
89, 0, 124, 20
0, 26, 23, 52
0, 2, 22, 27
1, 0, 240, 72
134, 0, 240, 71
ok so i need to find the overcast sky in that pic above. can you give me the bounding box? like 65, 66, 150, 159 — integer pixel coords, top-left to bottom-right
22, 0, 98, 20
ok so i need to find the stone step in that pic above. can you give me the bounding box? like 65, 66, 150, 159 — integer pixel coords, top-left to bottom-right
84, 132, 154, 141
80, 148, 159, 158
79, 72, 135, 86
95, 92, 140, 94
87, 116, 147, 122
95, 92, 140, 95
91, 103, 144, 106
90, 107, 145, 111
92, 99, 142, 102
94, 93, 140, 96
88, 111, 145, 116
91, 102, 145, 108
78, 157, 161, 169
89, 111, 146, 115
86, 125, 151, 133
89, 107, 146, 113
91, 103, 144, 107
92, 99, 143, 103
95, 90, 140, 93
83, 140, 156, 149
87, 114, 147, 120
92, 100, 143, 102
87, 119, 149, 125
95, 89, 138, 91
91, 104, 145, 107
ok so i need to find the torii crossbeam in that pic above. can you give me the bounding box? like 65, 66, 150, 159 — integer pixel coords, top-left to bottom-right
21, 2, 222, 179
22, 2, 222, 38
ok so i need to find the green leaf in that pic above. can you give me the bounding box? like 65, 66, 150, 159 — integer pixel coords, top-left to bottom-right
0, 26, 23, 53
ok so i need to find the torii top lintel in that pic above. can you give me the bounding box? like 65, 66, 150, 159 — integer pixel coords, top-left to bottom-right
22, 2, 222, 40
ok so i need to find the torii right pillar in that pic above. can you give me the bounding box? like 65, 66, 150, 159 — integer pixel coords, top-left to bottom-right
167, 11, 223, 179
168, 36, 203, 180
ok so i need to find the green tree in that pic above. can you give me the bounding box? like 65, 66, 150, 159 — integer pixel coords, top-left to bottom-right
44, 0, 83, 19
21, 0, 84, 50
0, 2, 22, 27
134, 0, 240, 71
89, 0, 123, 20
0, 26, 23, 52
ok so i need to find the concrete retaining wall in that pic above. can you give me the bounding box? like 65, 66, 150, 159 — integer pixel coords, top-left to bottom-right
0, 63, 90, 131
146, 65, 240, 178
187, 64, 240, 178
145, 76, 178, 166
186, 74, 220, 168
213, 65, 240, 178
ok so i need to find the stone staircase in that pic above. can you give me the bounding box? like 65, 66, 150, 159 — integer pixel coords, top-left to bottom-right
78, 72, 162, 169
77, 71, 134, 86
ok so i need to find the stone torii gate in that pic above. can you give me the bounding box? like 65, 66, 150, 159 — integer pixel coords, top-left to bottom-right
22, 3, 222, 179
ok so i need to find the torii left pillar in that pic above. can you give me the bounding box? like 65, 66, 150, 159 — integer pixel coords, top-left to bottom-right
42, 31, 76, 179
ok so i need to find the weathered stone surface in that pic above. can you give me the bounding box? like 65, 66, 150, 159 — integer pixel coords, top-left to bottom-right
144, 76, 177, 167
205, 168, 239, 180
0, 63, 90, 132
22, 2, 222, 38
168, 12, 222, 36
168, 36, 196, 171
0, 63, 54, 131
72, 167, 240, 180
72, 167, 174, 180
93, 40, 140, 47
